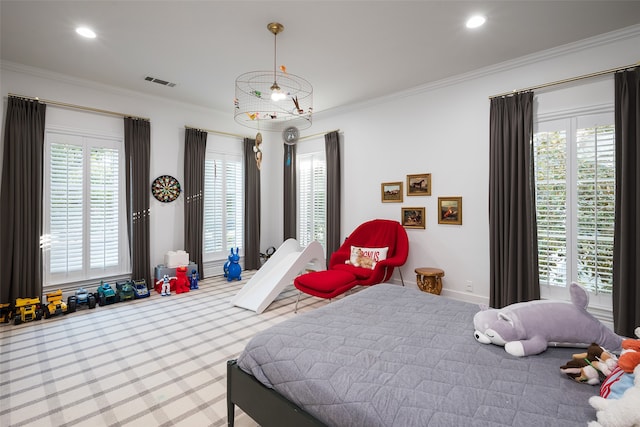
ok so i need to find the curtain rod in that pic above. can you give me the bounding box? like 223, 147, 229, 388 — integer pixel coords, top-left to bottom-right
8, 93, 149, 120
184, 125, 246, 139
185, 126, 341, 142
489, 61, 639, 99
299, 129, 340, 142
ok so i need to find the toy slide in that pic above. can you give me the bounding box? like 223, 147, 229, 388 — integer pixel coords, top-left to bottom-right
231, 239, 326, 313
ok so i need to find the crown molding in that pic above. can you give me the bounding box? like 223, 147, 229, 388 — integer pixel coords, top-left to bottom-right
0, 60, 228, 118
317, 23, 640, 119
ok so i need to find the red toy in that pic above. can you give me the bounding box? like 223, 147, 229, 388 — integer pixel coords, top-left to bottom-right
618, 327, 640, 374
174, 266, 190, 294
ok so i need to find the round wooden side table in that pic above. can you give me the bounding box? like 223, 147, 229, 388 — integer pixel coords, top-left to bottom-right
415, 267, 445, 295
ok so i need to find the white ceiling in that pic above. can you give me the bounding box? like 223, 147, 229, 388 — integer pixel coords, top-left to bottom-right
2, 1, 640, 117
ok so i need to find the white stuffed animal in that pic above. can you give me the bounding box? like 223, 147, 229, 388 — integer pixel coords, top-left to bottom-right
588, 364, 640, 427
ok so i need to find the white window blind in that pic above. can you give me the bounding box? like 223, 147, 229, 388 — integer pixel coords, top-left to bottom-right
45, 130, 128, 286
297, 152, 326, 249
534, 112, 615, 301
203, 152, 243, 259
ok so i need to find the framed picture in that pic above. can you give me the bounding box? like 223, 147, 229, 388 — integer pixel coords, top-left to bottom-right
401, 207, 426, 229
381, 182, 403, 203
406, 173, 431, 196
438, 197, 462, 225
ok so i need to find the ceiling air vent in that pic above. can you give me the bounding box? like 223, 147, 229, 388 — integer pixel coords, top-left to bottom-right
144, 76, 176, 87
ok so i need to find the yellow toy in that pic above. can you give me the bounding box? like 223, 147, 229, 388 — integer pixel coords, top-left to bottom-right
43, 289, 68, 319
14, 297, 43, 325
1, 302, 13, 323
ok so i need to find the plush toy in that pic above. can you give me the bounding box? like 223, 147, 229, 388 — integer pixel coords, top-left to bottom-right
224, 247, 242, 281
174, 266, 190, 294
349, 248, 376, 269
473, 282, 624, 357
560, 343, 618, 385
588, 364, 640, 427
618, 327, 640, 374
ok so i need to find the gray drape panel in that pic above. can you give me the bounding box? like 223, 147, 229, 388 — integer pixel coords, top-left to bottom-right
184, 128, 207, 279
283, 143, 297, 240
489, 92, 540, 308
325, 131, 341, 264
0, 97, 46, 303
244, 138, 261, 270
613, 68, 640, 337
124, 118, 152, 288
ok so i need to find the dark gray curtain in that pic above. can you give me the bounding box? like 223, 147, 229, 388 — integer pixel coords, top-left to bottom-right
325, 131, 341, 264
489, 92, 540, 308
184, 128, 207, 279
283, 143, 297, 240
0, 97, 46, 303
124, 118, 151, 288
244, 138, 261, 270
613, 68, 640, 337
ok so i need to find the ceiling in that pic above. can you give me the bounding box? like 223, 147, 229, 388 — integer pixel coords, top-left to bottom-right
2, 1, 640, 118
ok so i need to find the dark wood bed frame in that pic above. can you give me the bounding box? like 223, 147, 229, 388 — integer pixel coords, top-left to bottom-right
227, 360, 327, 427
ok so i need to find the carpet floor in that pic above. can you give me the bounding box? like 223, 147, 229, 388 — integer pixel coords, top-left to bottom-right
0, 271, 332, 426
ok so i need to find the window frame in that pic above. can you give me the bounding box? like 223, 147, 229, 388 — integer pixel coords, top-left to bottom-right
534, 108, 614, 310
42, 126, 130, 290
203, 142, 244, 262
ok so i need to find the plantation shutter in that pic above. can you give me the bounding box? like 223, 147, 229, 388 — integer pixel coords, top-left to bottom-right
90, 147, 120, 269
297, 153, 326, 249
50, 142, 84, 274
534, 129, 568, 287
575, 121, 615, 294
203, 153, 243, 256
204, 158, 224, 253
226, 158, 243, 249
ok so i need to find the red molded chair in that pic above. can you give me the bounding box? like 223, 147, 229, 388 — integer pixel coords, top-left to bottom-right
294, 219, 409, 307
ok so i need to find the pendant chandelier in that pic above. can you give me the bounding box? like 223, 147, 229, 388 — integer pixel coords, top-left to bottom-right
234, 22, 313, 131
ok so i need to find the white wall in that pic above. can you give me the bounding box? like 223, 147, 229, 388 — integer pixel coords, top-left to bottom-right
308, 25, 640, 304
2, 25, 639, 305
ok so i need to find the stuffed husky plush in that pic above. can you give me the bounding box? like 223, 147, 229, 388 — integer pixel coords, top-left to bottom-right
473, 283, 624, 357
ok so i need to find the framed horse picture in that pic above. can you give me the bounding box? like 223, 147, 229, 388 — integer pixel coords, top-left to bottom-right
406, 173, 431, 196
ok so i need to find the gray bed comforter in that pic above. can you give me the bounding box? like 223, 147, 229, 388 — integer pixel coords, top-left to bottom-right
237, 284, 598, 426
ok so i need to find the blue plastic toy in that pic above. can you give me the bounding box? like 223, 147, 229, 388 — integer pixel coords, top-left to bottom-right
223, 247, 242, 281
190, 269, 200, 290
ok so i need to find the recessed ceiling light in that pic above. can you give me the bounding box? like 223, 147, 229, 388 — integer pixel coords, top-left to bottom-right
76, 27, 96, 39
466, 15, 486, 29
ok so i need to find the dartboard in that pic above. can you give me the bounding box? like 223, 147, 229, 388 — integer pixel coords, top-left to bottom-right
152, 175, 181, 202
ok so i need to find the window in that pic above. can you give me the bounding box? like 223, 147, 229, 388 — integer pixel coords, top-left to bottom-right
43, 129, 129, 287
203, 151, 243, 260
297, 150, 326, 250
534, 112, 615, 303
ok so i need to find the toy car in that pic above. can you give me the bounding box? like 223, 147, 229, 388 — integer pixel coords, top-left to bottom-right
116, 280, 135, 302
1, 302, 13, 323
67, 288, 96, 312
43, 289, 69, 319
95, 281, 117, 306
14, 297, 43, 325
132, 279, 150, 299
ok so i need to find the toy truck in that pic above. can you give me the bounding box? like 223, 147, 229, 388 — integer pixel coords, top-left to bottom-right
132, 279, 150, 298
67, 288, 96, 312
14, 297, 43, 325
43, 289, 69, 319
1, 303, 13, 323
116, 280, 135, 302
95, 281, 117, 306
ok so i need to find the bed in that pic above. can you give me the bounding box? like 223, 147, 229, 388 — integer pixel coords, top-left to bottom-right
227, 284, 599, 426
